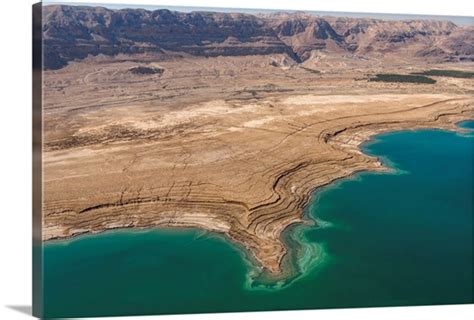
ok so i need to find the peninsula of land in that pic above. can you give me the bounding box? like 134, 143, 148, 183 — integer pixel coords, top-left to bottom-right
41, 5, 474, 279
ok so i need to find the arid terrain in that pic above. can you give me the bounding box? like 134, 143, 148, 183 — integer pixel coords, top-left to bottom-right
41, 5, 474, 279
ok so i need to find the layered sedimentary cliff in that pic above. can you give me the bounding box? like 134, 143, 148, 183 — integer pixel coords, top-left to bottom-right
42, 5, 473, 69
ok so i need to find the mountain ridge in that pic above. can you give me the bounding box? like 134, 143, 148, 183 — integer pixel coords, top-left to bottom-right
42, 5, 474, 69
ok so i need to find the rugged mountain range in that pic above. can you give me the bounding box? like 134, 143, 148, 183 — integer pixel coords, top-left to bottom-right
42, 5, 474, 69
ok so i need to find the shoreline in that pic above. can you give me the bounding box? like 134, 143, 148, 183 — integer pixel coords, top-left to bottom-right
41, 53, 474, 274
41, 119, 474, 317
43, 117, 474, 286
250, 119, 474, 286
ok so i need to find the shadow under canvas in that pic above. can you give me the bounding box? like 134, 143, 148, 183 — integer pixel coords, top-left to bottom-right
6, 305, 32, 316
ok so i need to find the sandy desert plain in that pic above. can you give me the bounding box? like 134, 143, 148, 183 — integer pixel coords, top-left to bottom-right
40, 6, 474, 282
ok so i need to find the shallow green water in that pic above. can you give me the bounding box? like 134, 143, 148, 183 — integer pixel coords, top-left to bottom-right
43, 125, 474, 318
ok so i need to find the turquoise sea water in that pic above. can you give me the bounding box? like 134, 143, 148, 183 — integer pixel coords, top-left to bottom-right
459, 120, 474, 130
43, 124, 474, 318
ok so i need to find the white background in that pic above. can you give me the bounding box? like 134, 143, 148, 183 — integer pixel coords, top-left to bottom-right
0, 1, 472, 319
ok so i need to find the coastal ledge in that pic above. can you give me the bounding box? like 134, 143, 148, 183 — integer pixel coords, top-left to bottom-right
42, 87, 474, 281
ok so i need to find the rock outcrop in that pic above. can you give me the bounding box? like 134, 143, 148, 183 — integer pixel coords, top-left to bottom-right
42, 5, 473, 69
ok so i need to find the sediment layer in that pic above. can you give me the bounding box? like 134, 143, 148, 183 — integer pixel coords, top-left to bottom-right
42, 54, 474, 276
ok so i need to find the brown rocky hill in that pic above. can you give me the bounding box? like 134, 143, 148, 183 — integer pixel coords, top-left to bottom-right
42, 5, 473, 69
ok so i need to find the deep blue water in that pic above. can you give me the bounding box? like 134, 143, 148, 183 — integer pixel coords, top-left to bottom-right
43, 125, 474, 318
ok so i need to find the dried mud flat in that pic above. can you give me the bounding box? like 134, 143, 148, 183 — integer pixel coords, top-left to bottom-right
42, 53, 474, 278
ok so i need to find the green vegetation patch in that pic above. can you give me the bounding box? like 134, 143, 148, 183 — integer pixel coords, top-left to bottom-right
368, 73, 436, 84
411, 69, 474, 79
